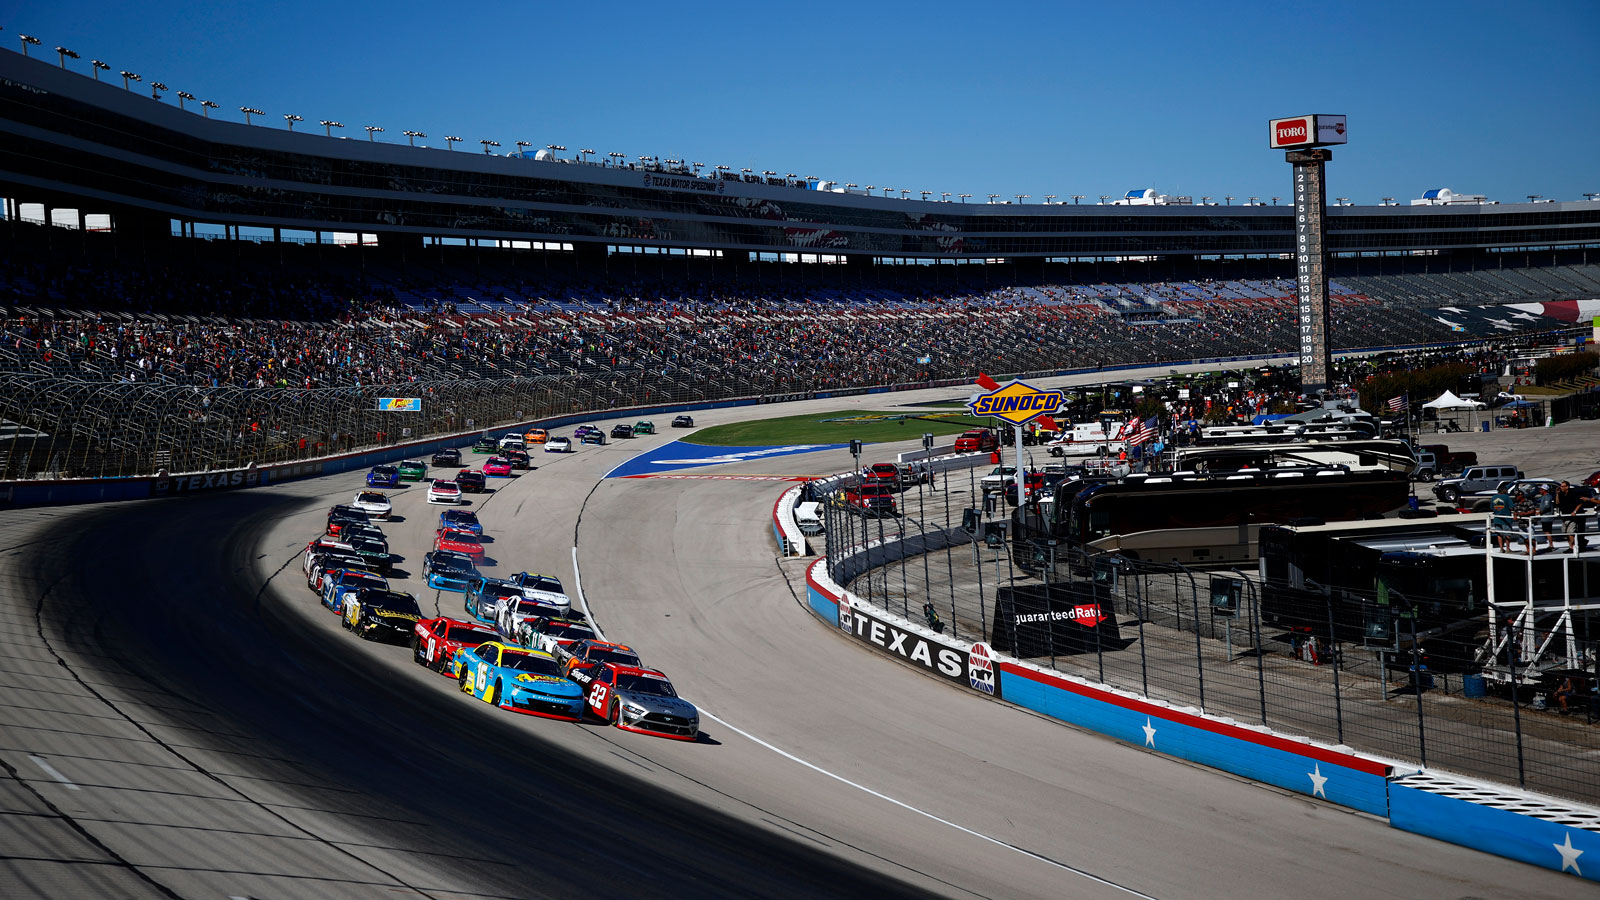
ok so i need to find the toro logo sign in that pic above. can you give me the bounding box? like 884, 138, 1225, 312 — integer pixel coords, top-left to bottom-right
1269, 114, 1348, 150
968, 380, 1063, 426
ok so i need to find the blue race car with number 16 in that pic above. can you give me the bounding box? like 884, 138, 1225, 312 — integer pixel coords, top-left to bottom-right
456, 641, 585, 721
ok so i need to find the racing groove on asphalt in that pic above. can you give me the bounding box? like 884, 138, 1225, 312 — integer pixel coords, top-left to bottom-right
0, 377, 1581, 899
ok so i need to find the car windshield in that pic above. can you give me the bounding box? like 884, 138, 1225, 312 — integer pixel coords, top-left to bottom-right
372, 466, 396, 476
483, 582, 520, 599
519, 575, 563, 593
513, 600, 552, 616
365, 591, 420, 615
434, 483, 459, 491
593, 648, 642, 667
342, 573, 387, 588
616, 673, 677, 697
446, 625, 492, 642
546, 623, 596, 641
501, 653, 563, 676
447, 512, 478, 524
433, 556, 472, 573
357, 492, 387, 504
445, 531, 480, 545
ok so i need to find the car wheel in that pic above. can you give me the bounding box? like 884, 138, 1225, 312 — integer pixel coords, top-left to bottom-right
608, 700, 620, 726
458, 668, 470, 693
1418, 471, 1434, 482
1439, 486, 1458, 503
411, 636, 426, 665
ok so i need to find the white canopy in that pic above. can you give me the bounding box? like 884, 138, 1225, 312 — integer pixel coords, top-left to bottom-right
1422, 390, 1475, 410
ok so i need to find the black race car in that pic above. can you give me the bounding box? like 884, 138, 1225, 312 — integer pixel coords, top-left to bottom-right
432, 448, 462, 467
671, 415, 694, 428
581, 430, 607, 445
504, 449, 531, 470
456, 469, 487, 493
342, 588, 422, 643
610, 423, 634, 439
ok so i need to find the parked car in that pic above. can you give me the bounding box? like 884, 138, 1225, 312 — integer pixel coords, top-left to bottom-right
831, 484, 897, 516
954, 429, 999, 453
1432, 464, 1524, 504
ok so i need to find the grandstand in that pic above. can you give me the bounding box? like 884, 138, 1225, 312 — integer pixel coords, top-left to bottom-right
0, 45, 1597, 482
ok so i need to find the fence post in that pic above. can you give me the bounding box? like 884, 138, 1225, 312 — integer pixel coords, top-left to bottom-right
1191, 576, 1206, 712
1324, 588, 1344, 745
1410, 608, 1427, 767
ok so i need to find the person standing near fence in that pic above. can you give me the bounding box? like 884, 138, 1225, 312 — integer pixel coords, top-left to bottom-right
1488, 490, 1515, 552
1557, 481, 1599, 552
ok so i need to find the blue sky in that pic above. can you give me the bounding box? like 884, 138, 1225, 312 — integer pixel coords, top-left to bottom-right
5, 1, 1596, 205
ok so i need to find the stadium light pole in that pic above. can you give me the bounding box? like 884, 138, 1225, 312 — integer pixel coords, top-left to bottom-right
885, 187, 897, 198
150, 81, 167, 100
120, 70, 140, 91
1201, 196, 1212, 205
742, 167, 753, 181
1224, 195, 1234, 205
1584, 193, 1600, 202
1015, 193, 1030, 204
240, 106, 263, 124
1271, 196, 1280, 205
283, 113, 303, 131
1526, 194, 1542, 203
91, 59, 109, 80
176, 91, 194, 111
901, 189, 911, 199
1334, 197, 1349, 206
1072, 194, 1084, 204
514, 139, 530, 155
55, 46, 78, 68
18, 34, 40, 57
715, 164, 730, 178
586, 149, 599, 164
405, 130, 427, 147
1247, 196, 1259, 206
921, 190, 932, 201
1098, 195, 1110, 204
1044, 194, 1056, 204
480, 139, 500, 154
941, 192, 951, 202
958, 193, 971, 203
320, 120, 343, 136
200, 100, 218, 118
365, 125, 384, 141
445, 136, 462, 150
987, 193, 1000, 203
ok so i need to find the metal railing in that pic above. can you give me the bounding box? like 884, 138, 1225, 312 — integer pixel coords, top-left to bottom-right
820, 467, 1600, 805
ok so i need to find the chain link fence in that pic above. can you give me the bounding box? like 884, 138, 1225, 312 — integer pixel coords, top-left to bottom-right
820, 466, 1600, 805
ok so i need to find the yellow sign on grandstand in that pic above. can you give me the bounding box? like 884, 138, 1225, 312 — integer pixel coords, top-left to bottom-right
968, 380, 1063, 426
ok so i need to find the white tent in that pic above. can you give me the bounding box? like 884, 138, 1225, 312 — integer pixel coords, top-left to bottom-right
1422, 390, 1476, 410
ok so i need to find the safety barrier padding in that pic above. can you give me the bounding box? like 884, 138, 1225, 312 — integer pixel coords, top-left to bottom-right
1389, 772, 1599, 881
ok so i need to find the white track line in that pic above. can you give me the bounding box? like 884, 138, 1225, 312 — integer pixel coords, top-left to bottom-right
29, 755, 79, 790
568, 546, 1156, 898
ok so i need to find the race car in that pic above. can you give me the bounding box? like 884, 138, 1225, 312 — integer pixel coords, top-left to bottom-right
498, 435, 526, 453
305, 550, 377, 591
326, 505, 370, 536
483, 456, 513, 477
471, 437, 499, 454
610, 423, 634, 439
431, 448, 462, 467
503, 449, 531, 470
553, 639, 642, 678
341, 589, 422, 643
457, 642, 585, 721
350, 490, 393, 519
435, 527, 486, 561
513, 615, 597, 653
671, 415, 694, 428
438, 508, 482, 535
580, 430, 606, 446
456, 469, 487, 493
572, 425, 598, 439
494, 596, 572, 646
524, 428, 549, 445
398, 459, 428, 480
427, 480, 463, 504
366, 465, 401, 488
574, 663, 699, 740
343, 534, 393, 575
422, 549, 478, 592
319, 568, 390, 615
506, 571, 571, 617
411, 616, 498, 674
545, 436, 572, 453
464, 575, 525, 624
633, 420, 655, 435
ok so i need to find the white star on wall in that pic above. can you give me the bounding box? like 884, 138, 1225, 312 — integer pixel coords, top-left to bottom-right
1554, 831, 1583, 876
1308, 764, 1328, 798
1142, 718, 1157, 747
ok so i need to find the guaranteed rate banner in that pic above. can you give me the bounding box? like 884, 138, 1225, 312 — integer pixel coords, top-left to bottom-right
990, 582, 1125, 659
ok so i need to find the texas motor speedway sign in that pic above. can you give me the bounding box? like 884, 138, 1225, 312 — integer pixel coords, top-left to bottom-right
838, 595, 1000, 699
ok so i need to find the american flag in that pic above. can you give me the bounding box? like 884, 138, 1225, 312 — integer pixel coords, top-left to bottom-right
1115, 416, 1141, 440
1127, 418, 1159, 446
1387, 394, 1408, 413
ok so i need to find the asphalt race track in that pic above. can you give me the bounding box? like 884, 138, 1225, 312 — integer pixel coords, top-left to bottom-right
0, 367, 1581, 899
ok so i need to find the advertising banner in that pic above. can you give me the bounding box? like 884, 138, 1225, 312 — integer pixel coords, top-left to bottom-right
990, 582, 1124, 658
378, 398, 422, 412
837, 595, 992, 695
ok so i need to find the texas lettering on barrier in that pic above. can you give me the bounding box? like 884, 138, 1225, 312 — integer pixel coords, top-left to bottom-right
840, 597, 969, 685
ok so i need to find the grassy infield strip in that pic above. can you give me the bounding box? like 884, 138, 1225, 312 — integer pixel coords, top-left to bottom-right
680, 410, 990, 447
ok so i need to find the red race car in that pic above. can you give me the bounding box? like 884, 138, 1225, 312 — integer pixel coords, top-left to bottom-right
456, 469, 487, 493
554, 639, 642, 678
435, 527, 486, 560
483, 456, 513, 477
411, 616, 498, 674
574, 662, 700, 741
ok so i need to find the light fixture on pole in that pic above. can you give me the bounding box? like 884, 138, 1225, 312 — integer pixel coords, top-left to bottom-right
885, 186, 896, 197
958, 193, 971, 203
987, 193, 1000, 203
582, 149, 597, 163
18, 34, 40, 57
200, 100, 218, 118
283, 113, 303, 130
444, 135, 462, 150
1071, 194, 1084, 204
941, 192, 951, 202
1247, 196, 1259, 206
514, 140, 531, 155
921, 190, 932, 201
1334, 197, 1349, 206
55, 46, 78, 68
480, 139, 500, 154
150, 81, 167, 100
91, 59, 109, 80
176, 91, 194, 111
405, 130, 427, 147
741, 167, 753, 180
1527, 194, 1542, 203
364, 125, 384, 141
1271, 196, 1280, 205
120, 70, 140, 90
1044, 194, 1056, 204
320, 119, 343, 136
239, 106, 263, 124
1584, 193, 1600, 202
1224, 195, 1234, 205
1201, 196, 1212, 205
1015, 193, 1030, 203
1381, 197, 1395, 206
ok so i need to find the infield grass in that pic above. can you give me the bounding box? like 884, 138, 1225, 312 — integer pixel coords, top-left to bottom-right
683, 410, 989, 446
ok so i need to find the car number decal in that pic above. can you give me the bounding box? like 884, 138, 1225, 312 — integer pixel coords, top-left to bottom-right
478, 663, 489, 697
427, 637, 436, 660
587, 682, 608, 712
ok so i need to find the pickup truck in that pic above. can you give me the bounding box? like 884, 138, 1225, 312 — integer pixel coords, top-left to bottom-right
955, 429, 999, 453
861, 463, 902, 490
980, 466, 1018, 493
832, 484, 897, 517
